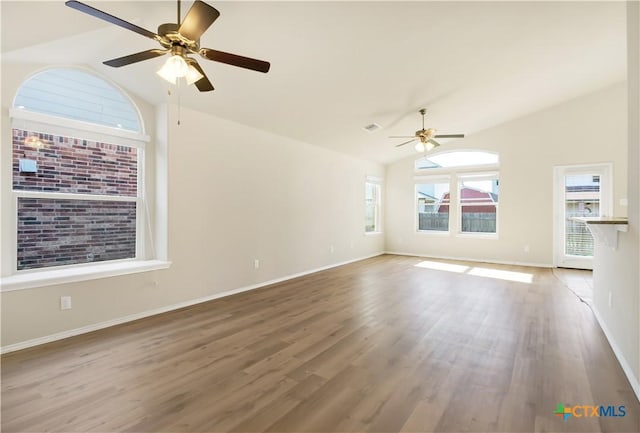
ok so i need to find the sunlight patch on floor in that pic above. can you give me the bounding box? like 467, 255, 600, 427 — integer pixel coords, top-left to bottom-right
414, 260, 469, 273
415, 260, 534, 283
467, 267, 533, 283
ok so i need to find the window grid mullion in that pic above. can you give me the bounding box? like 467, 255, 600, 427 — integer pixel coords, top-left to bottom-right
14, 190, 138, 202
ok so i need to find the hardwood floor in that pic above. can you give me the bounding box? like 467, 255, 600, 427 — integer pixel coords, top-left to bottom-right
2, 254, 639, 432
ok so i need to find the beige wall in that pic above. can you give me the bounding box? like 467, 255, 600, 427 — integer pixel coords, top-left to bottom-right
158, 103, 384, 299
384, 82, 628, 266
0, 66, 384, 347
591, 1, 640, 397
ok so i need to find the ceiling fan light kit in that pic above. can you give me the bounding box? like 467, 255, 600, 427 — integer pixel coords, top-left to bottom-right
65, 0, 271, 92
184, 63, 205, 85
155, 46, 204, 85
414, 141, 436, 153
390, 108, 464, 153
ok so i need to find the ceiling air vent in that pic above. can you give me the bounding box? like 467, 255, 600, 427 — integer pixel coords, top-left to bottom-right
363, 123, 382, 133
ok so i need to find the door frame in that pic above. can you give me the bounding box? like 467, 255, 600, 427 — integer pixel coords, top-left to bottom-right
553, 163, 613, 269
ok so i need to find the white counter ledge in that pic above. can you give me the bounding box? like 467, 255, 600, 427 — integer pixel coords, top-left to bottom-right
570, 217, 628, 249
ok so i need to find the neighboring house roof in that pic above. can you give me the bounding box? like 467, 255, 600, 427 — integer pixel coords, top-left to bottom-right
417, 191, 439, 201
438, 187, 497, 213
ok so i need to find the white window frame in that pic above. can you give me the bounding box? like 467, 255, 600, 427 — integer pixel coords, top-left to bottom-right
415, 175, 451, 234
414, 150, 500, 239
552, 163, 613, 269
365, 176, 382, 234
456, 172, 499, 238
1, 106, 169, 292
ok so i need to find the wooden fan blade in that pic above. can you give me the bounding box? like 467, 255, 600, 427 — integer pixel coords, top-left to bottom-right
434, 134, 465, 139
188, 60, 215, 92
395, 139, 417, 148
200, 48, 271, 73
65, 1, 159, 40
178, 1, 220, 41
428, 138, 442, 148
103, 49, 168, 67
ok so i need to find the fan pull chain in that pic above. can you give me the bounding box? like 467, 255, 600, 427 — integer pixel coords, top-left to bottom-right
167, 86, 182, 126
176, 80, 182, 126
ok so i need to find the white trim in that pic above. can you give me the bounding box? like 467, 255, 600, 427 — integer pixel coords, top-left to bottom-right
416, 230, 450, 235
365, 175, 382, 184
385, 251, 553, 268
9, 111, 148, 275
457, 173, 499, 237
365, 180, 382, 233
414, 163, 500, 176
10, 110, 149, 148
457, 171, 499, 180
14, 190, 137, 202
1, 260, 172, 292
414, 174, 451, 183
0, 253, 383, 354
415, 179, 451, 232
136, 144, 146, 260
592, 306, 640, 402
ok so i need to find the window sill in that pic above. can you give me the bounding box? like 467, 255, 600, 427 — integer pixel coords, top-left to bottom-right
0, 260, 172, 292
364, 231, 383, 236
416, 230, 450, 236
455, 233, 499, 240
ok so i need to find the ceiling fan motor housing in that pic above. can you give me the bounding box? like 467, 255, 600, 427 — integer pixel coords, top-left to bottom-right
416, 128, 437, 141
158, 23, 200, 52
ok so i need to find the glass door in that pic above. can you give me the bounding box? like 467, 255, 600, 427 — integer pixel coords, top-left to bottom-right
554, 164, 612, 269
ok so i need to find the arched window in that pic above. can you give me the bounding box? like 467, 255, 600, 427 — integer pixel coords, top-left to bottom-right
14, 68, 141, 132
415, 150, 500, 236
415, 150, 499, 170
8, 68, 150, 273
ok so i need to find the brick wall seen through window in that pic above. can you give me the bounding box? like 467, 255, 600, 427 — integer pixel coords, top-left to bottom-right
12, 129, 137, 196
12, 128, 138, 270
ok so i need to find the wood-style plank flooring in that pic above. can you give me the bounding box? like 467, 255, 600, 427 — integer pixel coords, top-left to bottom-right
2, 255, 639, 432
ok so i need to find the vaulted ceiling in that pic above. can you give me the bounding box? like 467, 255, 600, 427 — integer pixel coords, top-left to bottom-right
1, 1, 626, 164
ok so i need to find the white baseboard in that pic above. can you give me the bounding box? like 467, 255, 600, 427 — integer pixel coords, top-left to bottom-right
592, 306, 640, 402
1, 252, 384, 354
385, 251, 554, 268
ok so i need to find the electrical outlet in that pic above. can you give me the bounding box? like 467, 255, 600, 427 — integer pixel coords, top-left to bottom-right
524, 244, 530, 253
60, 296, 72, 310
254, 259, 260, 269
330, 245, 335, 253
608, 292, 613, 308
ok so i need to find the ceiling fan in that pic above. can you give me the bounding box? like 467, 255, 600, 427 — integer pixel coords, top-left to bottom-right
390, 108, 464, 152
65, 0, 271, 92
